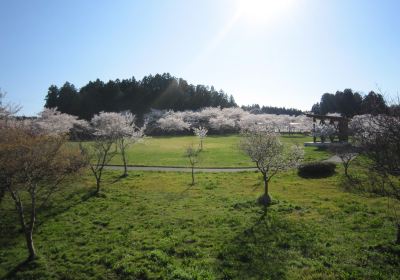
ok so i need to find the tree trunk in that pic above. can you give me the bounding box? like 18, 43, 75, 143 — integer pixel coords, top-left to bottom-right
27, 187, 37, 260
122, 149, 128, 177
396, 223, 400, 244
120, 144, 128, 177
10, 188, 37, 261
96, 176, 101, 194
25, 227, 36, 261
191, 166, 195, 185
258, 174, 271, 206
0, 185, 5, 204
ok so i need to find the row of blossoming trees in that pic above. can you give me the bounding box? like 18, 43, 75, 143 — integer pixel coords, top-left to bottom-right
147, 107, 313, 135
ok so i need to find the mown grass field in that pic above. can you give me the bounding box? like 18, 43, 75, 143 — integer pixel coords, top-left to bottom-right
1, 152, 400, 279
109, 134, 331, 167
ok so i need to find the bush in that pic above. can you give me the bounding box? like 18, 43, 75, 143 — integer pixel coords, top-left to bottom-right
298, 161, 336, 178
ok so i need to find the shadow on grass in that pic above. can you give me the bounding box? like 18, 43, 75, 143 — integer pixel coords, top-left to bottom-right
1, 182, 99, 250
315, 146, 329, 152
1, 258, 42, 280
338, 172, 388, 198
217, 207, 318, 279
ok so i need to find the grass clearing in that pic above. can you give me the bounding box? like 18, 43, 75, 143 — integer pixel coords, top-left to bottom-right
107, 134, 331, 167
1, 165, 400, 279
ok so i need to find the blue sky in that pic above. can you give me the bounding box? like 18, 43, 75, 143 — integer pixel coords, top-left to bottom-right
0, 0, 399, 115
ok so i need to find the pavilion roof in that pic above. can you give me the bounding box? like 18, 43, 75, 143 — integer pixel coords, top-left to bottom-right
305, 113, 347, 121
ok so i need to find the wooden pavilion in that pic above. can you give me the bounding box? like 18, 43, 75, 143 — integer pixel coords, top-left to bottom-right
306, 114, 349, 143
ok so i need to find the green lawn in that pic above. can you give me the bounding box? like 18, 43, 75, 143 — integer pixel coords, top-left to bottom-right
1, 164, 400, 279
109, 135, 331, 167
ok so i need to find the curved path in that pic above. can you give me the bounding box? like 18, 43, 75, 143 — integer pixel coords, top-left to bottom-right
104, 155, 344, 173
323, 155, 356, 164
104, 165, 257, 173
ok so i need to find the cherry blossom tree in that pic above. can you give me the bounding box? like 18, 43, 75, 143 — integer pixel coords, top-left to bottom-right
209, 115, 236, 132
0, 122, 86, 260
146, 106, 312, 136
1, 97, 87, 260
238, 112, 312, 134
113, 112, 145, 177
158, 111, 190, 132
81, 112, 146, 189
80, 112, 119, 193
33, 107, 88, 136
0, 91, 21, 203
0, 90, 21, 127
193, 126, 208, 150
351, 112, 400, 243
240, 127, 304, 206
312, 123, 336, 143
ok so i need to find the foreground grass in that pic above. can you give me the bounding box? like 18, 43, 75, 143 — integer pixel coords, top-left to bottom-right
108, 135, 331, 167
1, 167, 399, 279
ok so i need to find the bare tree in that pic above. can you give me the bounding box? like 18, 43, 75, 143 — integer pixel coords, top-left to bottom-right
240, 128, 303, 206
80, 139, 116, 194
330, 144, 358, 179
186, 145, 200, 185
0, 126, 86, 260
352, 109, 400, 243
0, 89, 21, 122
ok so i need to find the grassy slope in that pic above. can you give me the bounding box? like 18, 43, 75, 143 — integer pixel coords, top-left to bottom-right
109, 135, 331, 167
1, 165, 400, 279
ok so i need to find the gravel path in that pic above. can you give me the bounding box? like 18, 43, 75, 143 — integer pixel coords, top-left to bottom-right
104, 155, 353, 173
104, 165, 257, 173
323, 155, 357, 163
323, 155, 343, 163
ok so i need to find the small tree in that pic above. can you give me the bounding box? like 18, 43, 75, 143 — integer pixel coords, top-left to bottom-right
240, 128, 303, 206
330, 144, 358, 179
186, 145, 199, 185
193, 126, 208, 150
108, 112, 145, 177
0, 126, 86, 260
81, 112, 119, 194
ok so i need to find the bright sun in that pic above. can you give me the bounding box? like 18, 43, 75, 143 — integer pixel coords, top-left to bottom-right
235, 0, 295, 25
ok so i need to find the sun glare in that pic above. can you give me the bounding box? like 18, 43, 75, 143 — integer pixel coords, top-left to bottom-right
235, 0, 295, 25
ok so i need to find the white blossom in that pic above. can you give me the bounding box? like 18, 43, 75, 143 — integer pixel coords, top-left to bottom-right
91, 111, 144, 139
34, 108, 87, 135
157, 112, 190, 132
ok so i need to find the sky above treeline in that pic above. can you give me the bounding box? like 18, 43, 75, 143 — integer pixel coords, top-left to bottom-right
0, 0, 399, 116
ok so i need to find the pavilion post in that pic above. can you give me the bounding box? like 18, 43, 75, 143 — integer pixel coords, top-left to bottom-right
313, 117, 316, 143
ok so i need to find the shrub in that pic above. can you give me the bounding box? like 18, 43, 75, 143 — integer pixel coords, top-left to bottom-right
298, 161, 336, 178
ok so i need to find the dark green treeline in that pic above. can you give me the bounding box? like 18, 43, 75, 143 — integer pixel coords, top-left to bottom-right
44, 73, 236, 119
311, 89, 388, 117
